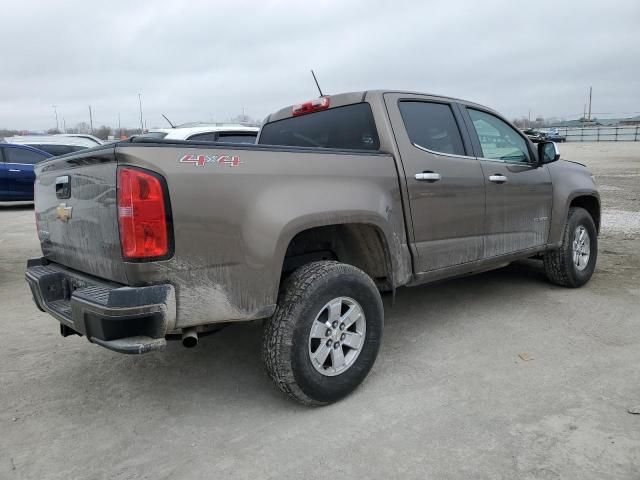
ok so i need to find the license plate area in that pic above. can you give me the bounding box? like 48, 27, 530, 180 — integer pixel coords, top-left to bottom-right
39, 273, 89, 303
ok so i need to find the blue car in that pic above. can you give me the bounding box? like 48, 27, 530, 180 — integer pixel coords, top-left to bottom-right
0, 144, 53, 201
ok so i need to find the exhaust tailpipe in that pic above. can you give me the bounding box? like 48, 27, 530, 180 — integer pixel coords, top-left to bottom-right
182, 327, 198, 348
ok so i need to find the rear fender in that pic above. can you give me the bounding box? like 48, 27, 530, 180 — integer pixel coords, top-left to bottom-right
242, 180, 411, 301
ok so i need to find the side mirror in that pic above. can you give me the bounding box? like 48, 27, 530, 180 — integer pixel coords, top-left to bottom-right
538, 141, 560, 165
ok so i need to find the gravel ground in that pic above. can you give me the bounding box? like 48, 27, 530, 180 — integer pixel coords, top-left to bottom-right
1, 142, 639, 479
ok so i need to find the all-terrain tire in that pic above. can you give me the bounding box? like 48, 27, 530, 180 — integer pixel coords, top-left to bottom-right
262, 261, 383, 406
544, 207, 598, 287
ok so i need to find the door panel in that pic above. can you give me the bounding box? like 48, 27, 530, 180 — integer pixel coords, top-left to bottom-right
0, 148, 10, 198
463, 107, 552, 256
384, 93, 486, 272
4, 147, 42, 199
0, 147, 11, 198
480, 161, 552, 256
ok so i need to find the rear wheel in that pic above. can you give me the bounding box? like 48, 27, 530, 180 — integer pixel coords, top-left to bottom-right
544, 207, 597, 287
262, 261, 383, 406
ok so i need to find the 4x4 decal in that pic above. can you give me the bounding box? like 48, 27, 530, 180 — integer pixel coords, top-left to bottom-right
179, 154, 241, 167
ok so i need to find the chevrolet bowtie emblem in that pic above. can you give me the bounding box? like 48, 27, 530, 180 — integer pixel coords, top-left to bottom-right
56, 203, 73, 222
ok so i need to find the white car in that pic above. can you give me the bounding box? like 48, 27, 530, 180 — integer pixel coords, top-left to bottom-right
3, 135, 99, 156
143, 123, 259, 143
57, 134, 103, 145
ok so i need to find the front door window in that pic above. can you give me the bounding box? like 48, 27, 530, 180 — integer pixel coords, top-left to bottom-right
468, 109, 530, 164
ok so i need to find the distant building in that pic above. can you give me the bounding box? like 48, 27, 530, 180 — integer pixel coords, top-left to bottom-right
619, 118, 640, 126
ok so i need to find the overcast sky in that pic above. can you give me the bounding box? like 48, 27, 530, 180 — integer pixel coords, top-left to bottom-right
1, 0, 639, 131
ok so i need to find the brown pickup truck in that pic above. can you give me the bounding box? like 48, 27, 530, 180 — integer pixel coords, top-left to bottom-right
25, 90, 600, 405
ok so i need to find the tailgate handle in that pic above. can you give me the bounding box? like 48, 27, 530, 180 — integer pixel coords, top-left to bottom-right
55, 175, 71, 199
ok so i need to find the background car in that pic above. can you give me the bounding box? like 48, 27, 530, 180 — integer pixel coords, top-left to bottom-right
142, 123, 259, 143
56, 133, 104, 145
3, 134, 98, 156
0, 144, 52, 201
545, 128, 567, 142
522, 128, 547, 143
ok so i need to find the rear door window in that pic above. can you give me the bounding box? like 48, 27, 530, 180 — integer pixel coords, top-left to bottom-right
187, 132, 218, 142
30, 144, 85, 156
398, 101, 466, 156
216, 133, 257, 143
5, 148, 49, 164
259, 103, 380, 150
139, 132, 168, 139
188, 132, 258, 143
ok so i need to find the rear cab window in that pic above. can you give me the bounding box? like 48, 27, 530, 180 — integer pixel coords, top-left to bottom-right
259, 103, 380, 150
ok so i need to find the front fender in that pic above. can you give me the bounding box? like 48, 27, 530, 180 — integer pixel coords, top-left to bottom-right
547, 160, 600, 246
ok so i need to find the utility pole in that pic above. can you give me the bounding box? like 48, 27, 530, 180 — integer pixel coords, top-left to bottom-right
587, 86, 592, 122
118, 113, 122, 139
62, 118, 67, 133
528, 109, 531, 128
138, 93, 144, 134
88, 105, 94, 134
52, 105, 59, 131
583, 104, 587, 127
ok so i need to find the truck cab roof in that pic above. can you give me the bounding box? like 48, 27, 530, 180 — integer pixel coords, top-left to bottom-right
264, 90, 485, 123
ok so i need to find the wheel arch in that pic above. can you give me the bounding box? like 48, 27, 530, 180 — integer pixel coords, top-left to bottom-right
569, 194, 601, 233
276, 217, 404, 292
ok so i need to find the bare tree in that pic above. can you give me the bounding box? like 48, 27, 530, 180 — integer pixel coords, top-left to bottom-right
74, 122, 91, 134
94, 125, 112, 140
0, 128, 20, 138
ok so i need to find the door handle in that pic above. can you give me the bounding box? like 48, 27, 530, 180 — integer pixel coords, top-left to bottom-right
415, 172, 441, 182
9, 169, 21, 172
489, 174, 508, 184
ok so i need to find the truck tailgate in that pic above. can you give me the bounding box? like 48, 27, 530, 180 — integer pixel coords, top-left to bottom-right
34, 146, 128, 284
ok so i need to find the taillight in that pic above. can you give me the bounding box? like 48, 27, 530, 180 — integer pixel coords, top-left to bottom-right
117, 167, 171, 261
292, 97, 330, 116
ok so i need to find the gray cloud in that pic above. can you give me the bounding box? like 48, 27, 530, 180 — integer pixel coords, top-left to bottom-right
1, 0, 639, 130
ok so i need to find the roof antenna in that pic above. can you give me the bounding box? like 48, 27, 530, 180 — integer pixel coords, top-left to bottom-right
162, 114, 176, 128
311, 70, 324, 97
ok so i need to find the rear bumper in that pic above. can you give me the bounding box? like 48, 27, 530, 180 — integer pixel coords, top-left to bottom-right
25, 258, 175, 354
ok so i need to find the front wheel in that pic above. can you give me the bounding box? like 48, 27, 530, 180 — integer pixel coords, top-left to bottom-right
262, 261, 383, 406
544, 207, 598, 287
